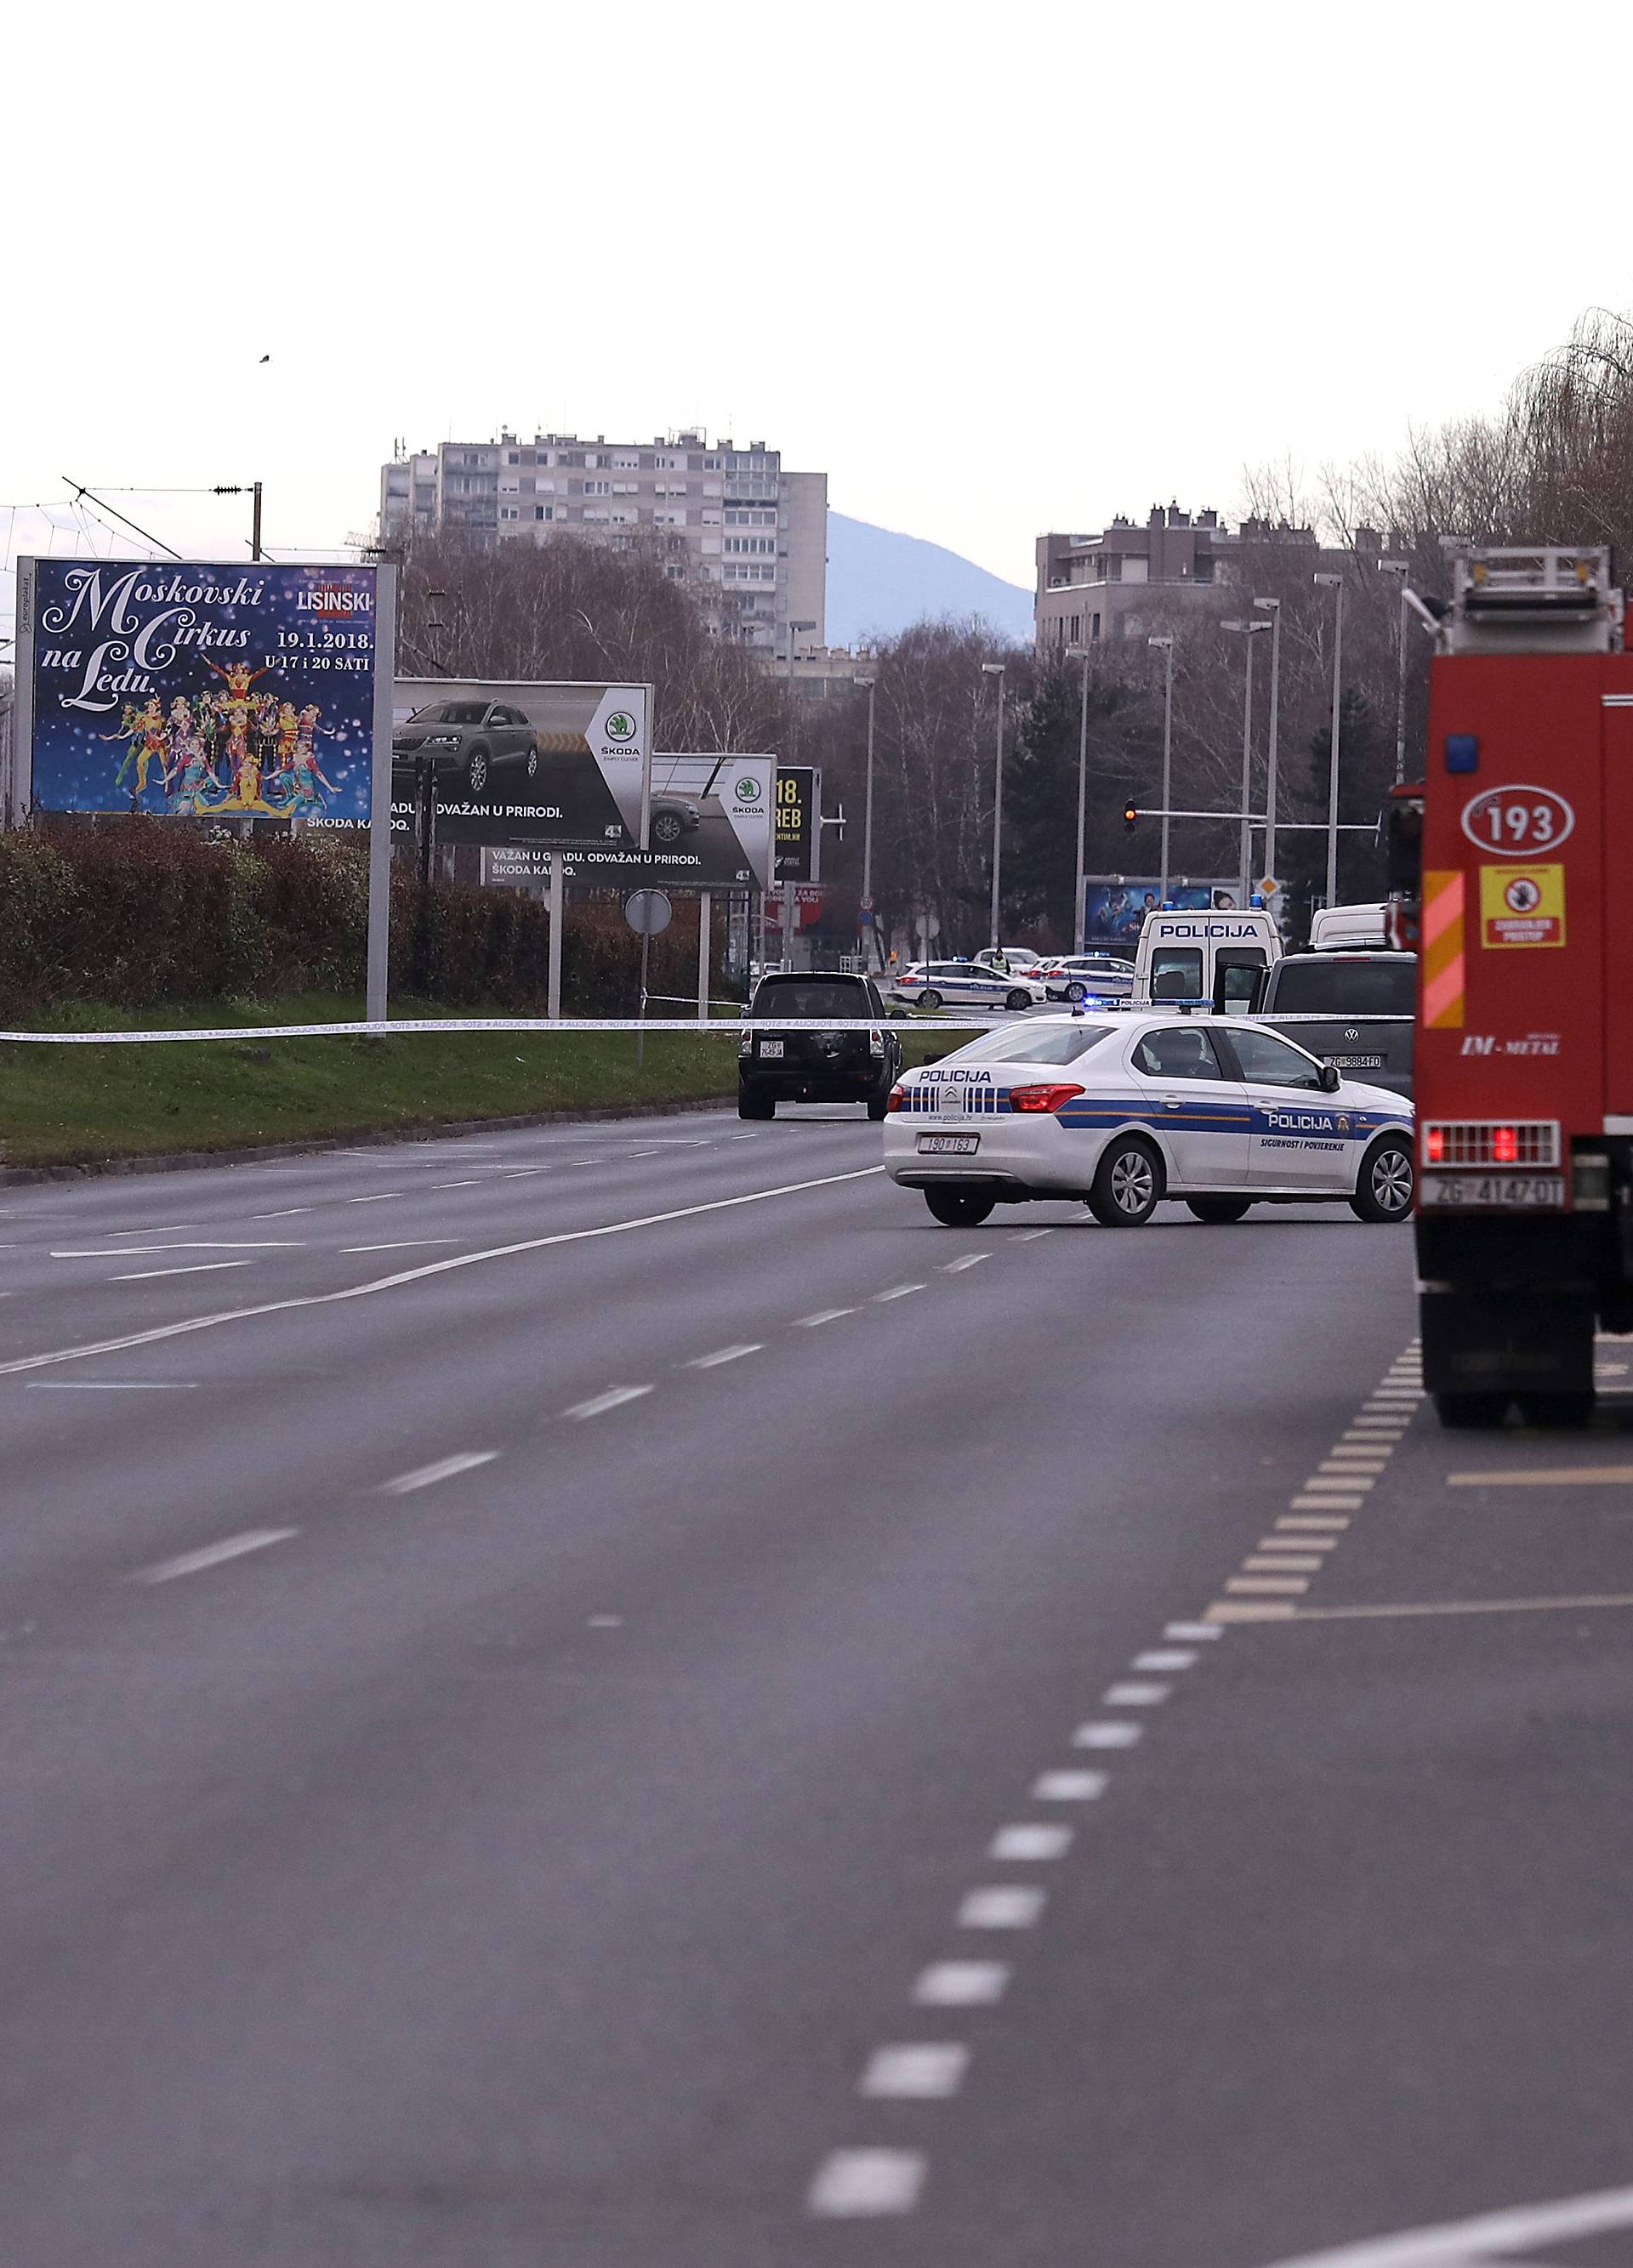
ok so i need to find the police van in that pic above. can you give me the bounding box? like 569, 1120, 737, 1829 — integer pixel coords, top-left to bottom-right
1130, 908, 1281, 1013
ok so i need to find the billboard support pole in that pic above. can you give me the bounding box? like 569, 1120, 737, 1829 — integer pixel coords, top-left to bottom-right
548, 852, 563, 1021
697, 890, 711, 1020
366, 566, 398, 1025
782, 879, 794, 970
636, 932, 650, 1068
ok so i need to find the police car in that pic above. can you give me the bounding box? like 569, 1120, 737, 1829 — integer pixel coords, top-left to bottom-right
885, 960, 1050, 1012
883, 1011, 1414, 1228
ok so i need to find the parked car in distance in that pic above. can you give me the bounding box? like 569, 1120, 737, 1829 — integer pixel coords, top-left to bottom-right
885, 961, 1049, 1013
1038, 953, 1136, 1003
738, 973, 902, 1119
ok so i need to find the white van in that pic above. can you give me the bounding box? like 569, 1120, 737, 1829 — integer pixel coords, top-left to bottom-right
1309, 901, 1387, 951
1131, 908, 1282, 1012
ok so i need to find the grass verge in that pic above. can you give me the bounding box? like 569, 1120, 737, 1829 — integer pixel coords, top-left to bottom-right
0, 997, 977, 1169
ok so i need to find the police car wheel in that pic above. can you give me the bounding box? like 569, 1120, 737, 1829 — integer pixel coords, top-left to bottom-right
1186, 1197, 1252, 1225
1065, 981, 1087, 1003
924, 1187, 995, 1229
919, 989, 943, 1013
1087, 1136, 1163, 1227
1005, 989, 1031, 1012
1351, 1134, 1414, 1224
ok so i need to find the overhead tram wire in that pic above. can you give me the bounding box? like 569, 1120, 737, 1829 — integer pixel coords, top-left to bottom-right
60, 479, 182, 561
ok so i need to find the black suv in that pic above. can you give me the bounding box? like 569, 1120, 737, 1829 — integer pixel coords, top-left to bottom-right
738, 974, 902, 1120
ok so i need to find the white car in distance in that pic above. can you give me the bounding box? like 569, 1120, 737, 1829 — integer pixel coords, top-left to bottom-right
883, 1011, 1414, 1229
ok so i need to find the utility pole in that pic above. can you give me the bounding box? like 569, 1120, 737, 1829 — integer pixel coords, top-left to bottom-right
1252, 597, 1282, 884
1067, 645, 1094, 952
856, 674, 877, 969
981, 660, 1005, 949
1147, 637, 1175, 901
1314, 571, 1346, 906
1223, 619, 1272, 907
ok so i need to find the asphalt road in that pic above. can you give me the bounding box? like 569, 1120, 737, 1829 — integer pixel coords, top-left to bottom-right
1, 1107, 1631, 2265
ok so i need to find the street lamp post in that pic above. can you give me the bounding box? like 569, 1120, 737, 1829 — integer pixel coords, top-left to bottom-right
783, 618, 816, 967
1147, 636, 1174, 901
1380, 557, 1410, 785
1251, 597, 1282, 885
856, 674, 877, 968
1313, 571, 1346, 907
1065, 645, 1095, 952
981, 660, 1005, 949
1222, 619, 1272, 907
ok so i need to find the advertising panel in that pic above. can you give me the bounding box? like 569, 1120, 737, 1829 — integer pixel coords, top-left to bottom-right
17, 557, 380, 821
1084, 877, 1239, 941
481, 753, 774, 893
775, 764, 818, 882
384, 677, 651, 850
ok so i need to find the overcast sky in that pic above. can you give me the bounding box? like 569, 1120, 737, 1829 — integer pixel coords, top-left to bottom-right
6, 0, 1633, 622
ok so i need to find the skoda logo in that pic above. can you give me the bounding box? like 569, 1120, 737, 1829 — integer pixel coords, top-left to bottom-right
735, 775, 763, 801
604, 710, 637, 742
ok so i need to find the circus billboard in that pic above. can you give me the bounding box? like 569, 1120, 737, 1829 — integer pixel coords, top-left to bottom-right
14, 557, 382, 822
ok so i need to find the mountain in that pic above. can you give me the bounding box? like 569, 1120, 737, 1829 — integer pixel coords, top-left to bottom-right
824, 512, 1034, 649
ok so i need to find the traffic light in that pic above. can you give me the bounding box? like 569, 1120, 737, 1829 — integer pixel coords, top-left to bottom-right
1123, 799, 1138, 833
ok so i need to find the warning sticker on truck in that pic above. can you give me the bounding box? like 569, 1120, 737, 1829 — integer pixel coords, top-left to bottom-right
1480, 861, 1565, 948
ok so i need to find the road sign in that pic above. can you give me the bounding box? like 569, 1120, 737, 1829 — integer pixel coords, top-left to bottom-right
623, 889, 673, 936
1259, 877, 1280, 897
859, 892, 875, 912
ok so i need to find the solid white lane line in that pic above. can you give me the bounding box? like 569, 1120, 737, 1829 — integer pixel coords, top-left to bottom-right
1073, 1721, 1141, 1748
1032, 1769, 1108, 1801
958, 1886, 1045, 1929
343, 1241, 462, 1254
1102, 1681, 1170, 1706
28, 1381, 198, 1391
686, 1344, 764, 1369
378, 1450, 499, 1496
873, 1283, 925, 1303
794, 1308, 856, 1327
942, 1253, 992, 1271
563, 1385, 653, 1421
860, 2044, 969, 2100
912, 1962, 1010, 2006
1164, 1622, 1225, 1641
807, 2149, 926, 2218
990, 1824, 1073, 1861
111, 1260, 255, 1282
128, 1528, 298, 1584
0, 1164, 890, 1378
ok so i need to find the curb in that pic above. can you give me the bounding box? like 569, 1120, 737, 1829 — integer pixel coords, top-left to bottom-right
0, 1093, 738, 1189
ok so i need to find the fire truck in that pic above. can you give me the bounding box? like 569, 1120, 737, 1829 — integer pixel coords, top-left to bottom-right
1393, 544, 1631, 1426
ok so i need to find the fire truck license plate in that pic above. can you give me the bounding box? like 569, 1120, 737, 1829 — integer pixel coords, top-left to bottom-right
1420, 1174, 1567, 1210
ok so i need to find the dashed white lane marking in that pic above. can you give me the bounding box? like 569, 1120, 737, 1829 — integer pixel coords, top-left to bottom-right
1300, 1475, 1374, 1492
1245, 1555, 1323, 1573
1133, 1649, 1197, 1671
1073, 1720, 1141, 1748
54, 1242, 299, 1257
859, 2045, 969, 2100
1227, 1575, 1310, 1595
686, 1344, 764, 1369
1016, 1228, 1054, 1242
378, 1449, 499, 1495
807, 2148, 926, 2218
941, 1253, 992, 1272
1277, 1515, 1350, 1531
563, 1384, 654, 1421
1033, 1769, 1107, 1801
252, 1208, 313, 1219
28, 1380, 198, 1391
0, 1164, 888, 1378
912, 1961, 1010, 2006
432, 1180, 483, 1189
345, 1193, 403, 1204
1165, 1622, 1223, 1641
873, 1282, 925, 1303
1291, 1494, 1365, 1512
111, 1260, 255, 1282
1102, 1680, 1169, 1706
794, 1308, 856, 1327
958, 1886, 1045, 1930
990, 1824, 1073, 1861
128, 1527, 298, 1584
343, 1241, 462, 1254
588, 1615, 623, 1629
1260, 1535, 1335, 1552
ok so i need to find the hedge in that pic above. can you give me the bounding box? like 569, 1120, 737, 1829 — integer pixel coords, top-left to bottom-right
0, 820, 723, 1018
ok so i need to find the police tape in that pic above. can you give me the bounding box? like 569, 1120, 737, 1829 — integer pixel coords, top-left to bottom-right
0, 1016, 1006, 1048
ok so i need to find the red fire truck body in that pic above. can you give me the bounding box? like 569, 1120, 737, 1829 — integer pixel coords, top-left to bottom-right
1413, 546, 1632, 1424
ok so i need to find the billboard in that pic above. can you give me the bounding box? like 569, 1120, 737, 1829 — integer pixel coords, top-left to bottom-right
775, 765, 818, 882
1084, 877, 1239, 941
481, 752, 774, 892
17, 557, 381, 820
384, 677, 651, 850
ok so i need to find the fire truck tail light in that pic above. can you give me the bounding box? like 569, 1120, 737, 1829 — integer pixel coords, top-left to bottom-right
1423, 1120, 1560, 1168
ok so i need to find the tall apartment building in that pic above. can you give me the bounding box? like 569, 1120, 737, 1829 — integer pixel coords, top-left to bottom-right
380, 430, 827, 657
1035, 503, 1373, 654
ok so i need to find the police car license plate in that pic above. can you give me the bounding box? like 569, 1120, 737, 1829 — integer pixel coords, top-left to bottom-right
759, 1039, 784, 1057
1419, 1174, 1567, 1211
918, 1134, 979, 1155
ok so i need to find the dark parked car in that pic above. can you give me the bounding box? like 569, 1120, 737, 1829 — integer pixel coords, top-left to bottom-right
738, 974, 902, 1120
